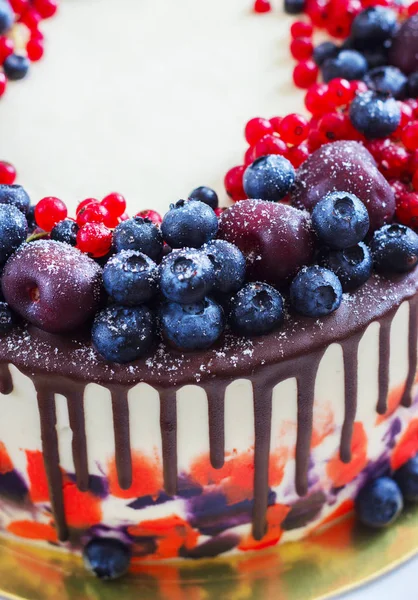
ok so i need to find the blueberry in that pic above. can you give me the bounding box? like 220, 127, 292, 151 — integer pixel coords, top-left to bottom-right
370, 224, 418, 273
0, 302, 14, 333
321, 50, 368, 82
362, 47, 390, 69
83, 538, 131, 581
50, 219, 79, 246
92, 305, 155, 363
3, 54, 30, 81
161, 199, 218, 249
160, 249, 214, 303
351, 7, 398, 50
313, 41, 340, 67
160, 298, 225, 350
0, 0, 13, 36
312, 192, 370, 249
0, 184, 31, 214
290, 266, 343, 317
349, 91, 401, 139
0, 205, 28, 264
229, 282, 284, 337
284, 0, 305, 14
356, 476, 403, 528
203, 239, 246, 294
26, 206, 36, 231
113, 216, 163, 262
364, 66, 408, 100
319, 243, 373, 292
394, 455, 418, 502
408, 71, 418, 98
103, 250, 158, 306
189, 186, 219, 210
243, 155, 295, 203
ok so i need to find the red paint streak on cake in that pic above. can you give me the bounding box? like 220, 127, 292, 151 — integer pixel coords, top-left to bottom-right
63, 480, 102, 528
311, 402, 335, 448
7, 520, 58, 543
326, 422, 368, 487
128, 515, 198, 560
0, 442, 13, 474
391, 418, 418, 470
238, 504, 290, 551
108, 452, 162, 499
26, 450, 50, 503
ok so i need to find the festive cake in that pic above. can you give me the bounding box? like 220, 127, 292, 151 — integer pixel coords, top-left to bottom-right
0, 0, 418, 582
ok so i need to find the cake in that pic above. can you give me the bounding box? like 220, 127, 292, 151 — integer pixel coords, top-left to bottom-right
0, 0, 418, 583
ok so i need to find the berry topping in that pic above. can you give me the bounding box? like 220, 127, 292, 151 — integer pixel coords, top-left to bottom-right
0, 184, 30, 214
160, 298, 225, 351
245, 117, 274, 145
103, 250, 158, 306
76, 201, 108, 228
189, 185, 219, 210
224, 165, 246, 202
229, 282, 284, 336
254, 0, 272, 13
83, 538, 131, 581
319, 242, 372, 292
321, 49, 368, 82
92, 305, 155, 363
394, 455, 418, 502
0, 1, 13, 36
3, 54, 30, 81
160, 249, 214, 304
370, 224, 418, 273
290, 266, 343, 317
35, 196, 68, 232
0, 204, 28, 263
291, 141, 396, 231
243, 155, 296, 203
203, 239, 246, 294
364, 66, 408, 100
0, 161, 17, 185
312, 41, 340, 67
389, 15, 418, 75
293, 59, 319, 89
350, 6, 398, 50
2, 241, 103, 333
161, 199, 218, 249
312, 191, 369, 249
76, 222, 113, 258
0, 301, 14, 333
113, 216, 163, 261
355, 477, 403, 528
218, 200, 315, 287
136, 209, 162, 226
101, 193, 126, 219
279, 113, 310, 145
50, 219, 79, 246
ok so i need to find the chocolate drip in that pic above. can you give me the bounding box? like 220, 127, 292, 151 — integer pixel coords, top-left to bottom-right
35, 382, 68, 541
207, 383, 225, 470
340, 335, 361, 463
401, 298, 418, 407
252, 382, 272, 541
111, 388, 132, 490
66, 387, 89, 492
377, 318, 392, 415
0, 363, 12, 395
295, 352, 324, 497
159, 388, 177, 496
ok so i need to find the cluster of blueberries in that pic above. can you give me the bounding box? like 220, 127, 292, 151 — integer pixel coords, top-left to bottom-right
0, 1, 30, 81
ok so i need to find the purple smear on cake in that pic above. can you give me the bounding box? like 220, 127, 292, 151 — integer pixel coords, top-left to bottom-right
0, 470, 28, 503
282, 491, 326, 530
383, 417, 402, 449
180, 534, 240, 559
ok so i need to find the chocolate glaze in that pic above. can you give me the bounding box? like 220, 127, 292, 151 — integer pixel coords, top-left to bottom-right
0, 271, 417, 544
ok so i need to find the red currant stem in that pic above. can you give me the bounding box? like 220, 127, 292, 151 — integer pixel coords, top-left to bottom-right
26, 231, 49, 243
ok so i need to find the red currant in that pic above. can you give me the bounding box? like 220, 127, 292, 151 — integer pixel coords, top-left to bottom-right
77, 202, 108, 227
287, 142, 310, 167
120, 212, 129, 221
317, 112, 349, 142
290, 37, 313, 61
76, 198, 97, 215
390, 179, 411, 200
0, 72, 6, 98
350, 80, 368, 96
307, 0, 330, 28
33, 0, 58, 18
307, 128, 325, 152
396, 193, 418, 230
304, 83, 333, 115
269, 116, 283, 133
290, 21, 313, 38
77, 222, 113, 258
253, 0, 272, 12
0, 37, 14, 65
252, 134, 288, 159
35, 197, 68, 232
378, 142, 410, 179
327, 78, 354, 106
293, 60, 318, 89
19, 8, 42, 32
101, 192, 126, 217
224, 165, 246, 202
9, 0, 29, 13
244, 146, 254, 165
214, 207, 226, 218
0, 161, 16, 185
136, 209, 162, 225
394, 102, 414, 137
408, 0, 418, 14
245, 117, 274, 145
279, 113, 309, 145
26, 38, 44, 62
401, 121, 418, 151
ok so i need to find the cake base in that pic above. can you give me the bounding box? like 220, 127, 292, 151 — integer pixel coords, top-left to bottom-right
0, 507, 417, 600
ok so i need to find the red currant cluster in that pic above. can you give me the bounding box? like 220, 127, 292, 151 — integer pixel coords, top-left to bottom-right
0, 0, 58, 98
33, 194, 162, 259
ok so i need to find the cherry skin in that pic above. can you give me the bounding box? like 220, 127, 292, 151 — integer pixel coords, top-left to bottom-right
2, 240, 103, 334
218, 199, 315, 287
291, 140, 395, 231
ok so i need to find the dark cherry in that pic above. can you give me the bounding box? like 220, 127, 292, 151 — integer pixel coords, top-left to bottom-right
291, 140, 395, 231
218, 199, 315, 287
389, 16, 418, 75
2, 240, 103, 334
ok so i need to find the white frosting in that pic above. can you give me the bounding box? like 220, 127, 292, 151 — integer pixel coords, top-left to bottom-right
1, 0, 302, 215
